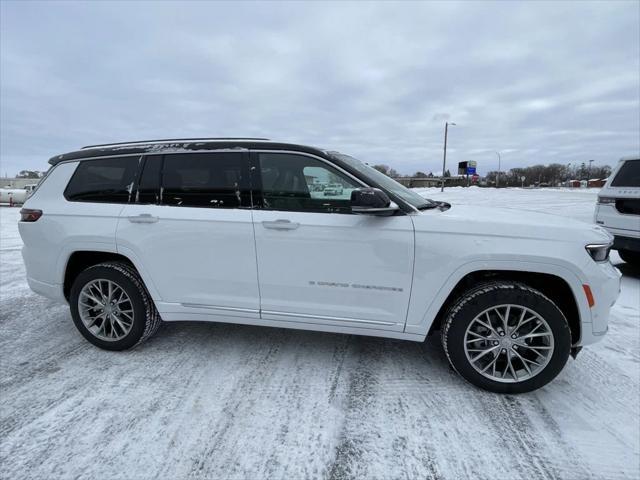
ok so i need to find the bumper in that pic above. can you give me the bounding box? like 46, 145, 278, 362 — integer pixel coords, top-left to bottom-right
26, 276, 66, 303
613, 235, 640, 253
578, 260, 621, 346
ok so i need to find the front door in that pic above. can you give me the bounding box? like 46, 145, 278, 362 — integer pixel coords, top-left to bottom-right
251, 152, 414, 331
116, 151, 260, 319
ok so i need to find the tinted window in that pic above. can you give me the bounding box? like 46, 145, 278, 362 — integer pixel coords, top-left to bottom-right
161, 153, 250, 208
259, 153, 360, 213
611, 159, 640, 187
65, 156, 139, 203
136, 155, 162, 204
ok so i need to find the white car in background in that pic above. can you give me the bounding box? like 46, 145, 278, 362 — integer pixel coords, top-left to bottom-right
595, 156, 640, 266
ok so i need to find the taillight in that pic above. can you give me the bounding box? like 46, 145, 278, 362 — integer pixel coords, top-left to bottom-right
19, 208, 42, 222
597, 196, 616, 205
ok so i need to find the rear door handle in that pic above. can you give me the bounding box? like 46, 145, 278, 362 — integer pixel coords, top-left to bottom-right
262, 219, 300, 230
128, 214, 159, 224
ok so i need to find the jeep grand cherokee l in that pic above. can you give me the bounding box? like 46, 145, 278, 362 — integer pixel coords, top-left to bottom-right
19, 138, 621, 393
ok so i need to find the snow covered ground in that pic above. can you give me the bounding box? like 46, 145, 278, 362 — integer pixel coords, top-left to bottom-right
1, 188, 638, 480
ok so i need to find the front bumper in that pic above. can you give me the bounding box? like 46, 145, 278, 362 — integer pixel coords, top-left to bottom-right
578, 259, 621, 346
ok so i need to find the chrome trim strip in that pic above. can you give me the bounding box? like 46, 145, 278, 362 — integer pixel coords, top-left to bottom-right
261, 309, 396, 326
82, 138, 272, 150
181, 303, 259, 314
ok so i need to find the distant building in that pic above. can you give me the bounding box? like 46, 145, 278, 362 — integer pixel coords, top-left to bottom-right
588, 178, 607, 188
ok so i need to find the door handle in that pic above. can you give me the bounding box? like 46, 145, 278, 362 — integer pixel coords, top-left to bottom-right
262, 219, 300, 230
128, 214, 159, 224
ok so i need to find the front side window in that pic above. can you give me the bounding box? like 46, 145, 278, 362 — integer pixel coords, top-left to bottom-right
258, 153, 361, 213
65, 156, 139, 203
161, 152, 250, 208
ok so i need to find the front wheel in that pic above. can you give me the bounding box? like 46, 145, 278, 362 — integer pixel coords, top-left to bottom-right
441, 281, 571, 393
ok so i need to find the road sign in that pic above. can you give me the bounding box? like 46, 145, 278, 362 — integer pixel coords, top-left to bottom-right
467, 166, 476, 174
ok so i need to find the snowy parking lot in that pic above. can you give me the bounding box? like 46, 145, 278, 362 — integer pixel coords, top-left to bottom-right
1, 188, 638, 480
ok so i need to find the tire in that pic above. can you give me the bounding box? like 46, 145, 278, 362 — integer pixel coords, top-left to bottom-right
69, 262, 162, 350
441, 281, 571, 394
618, 249, 640, 267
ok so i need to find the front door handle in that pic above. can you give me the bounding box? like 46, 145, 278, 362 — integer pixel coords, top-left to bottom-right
128, 214, 159, 224
262, 219, 300, 230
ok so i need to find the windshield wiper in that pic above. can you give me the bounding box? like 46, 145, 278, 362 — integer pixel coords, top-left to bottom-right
417, 203, 439, 210
417, 201, 451, 211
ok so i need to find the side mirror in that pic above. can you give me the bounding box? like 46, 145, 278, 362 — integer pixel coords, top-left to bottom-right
350, 188, 399, 216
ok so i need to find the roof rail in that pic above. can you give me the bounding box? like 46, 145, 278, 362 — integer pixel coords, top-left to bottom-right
81, 137, 271, 149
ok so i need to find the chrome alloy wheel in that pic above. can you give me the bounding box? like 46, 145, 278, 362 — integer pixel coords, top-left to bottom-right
464, 304, 554, 383
78, 279, 134, 341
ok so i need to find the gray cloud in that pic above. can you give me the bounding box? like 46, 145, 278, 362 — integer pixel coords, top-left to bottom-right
1, 0, 638, 176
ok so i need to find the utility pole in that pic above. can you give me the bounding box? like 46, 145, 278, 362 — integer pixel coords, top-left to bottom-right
440, 122, 456, 192
495, 151, 501, 188
588, 159, 594, 179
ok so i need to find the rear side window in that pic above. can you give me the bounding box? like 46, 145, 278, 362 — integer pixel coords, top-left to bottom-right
161, 152, 250, 208
65, 156, 139, 203
611, 159, 640, 187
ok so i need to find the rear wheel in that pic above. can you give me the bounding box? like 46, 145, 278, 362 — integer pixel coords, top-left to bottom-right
618, 249, 640, 267
441, 281, 571, 393
69, 262, 161, 350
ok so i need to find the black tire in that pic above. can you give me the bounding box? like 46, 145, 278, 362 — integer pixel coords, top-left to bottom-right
69, 262, 162, 350
618, 249, 640, 267
441, 281, 571, 394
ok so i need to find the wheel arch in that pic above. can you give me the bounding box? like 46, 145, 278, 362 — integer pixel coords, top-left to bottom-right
425, 269, 582, 345
63, 251, 137, 300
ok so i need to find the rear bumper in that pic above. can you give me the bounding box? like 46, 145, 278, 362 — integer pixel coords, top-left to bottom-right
613, 235, 640, 253
26, 276, 66, 303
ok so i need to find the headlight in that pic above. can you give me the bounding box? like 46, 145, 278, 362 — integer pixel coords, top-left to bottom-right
597, 196, 616, 205
585, 243, 612, 262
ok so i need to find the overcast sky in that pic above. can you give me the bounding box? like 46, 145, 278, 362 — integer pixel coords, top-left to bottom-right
1, 1, 639, 176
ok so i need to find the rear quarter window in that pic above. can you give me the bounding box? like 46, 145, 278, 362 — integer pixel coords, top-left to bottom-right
611, 159, 640, 187
64, 156, 140, 203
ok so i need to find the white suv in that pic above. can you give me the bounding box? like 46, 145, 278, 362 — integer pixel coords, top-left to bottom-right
19, 138, 621, 393
594, 156, 640, 266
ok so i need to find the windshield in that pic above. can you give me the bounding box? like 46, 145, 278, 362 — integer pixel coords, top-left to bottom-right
330, 152, 435, 209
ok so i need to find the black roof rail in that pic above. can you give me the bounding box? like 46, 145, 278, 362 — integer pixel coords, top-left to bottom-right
81, 137, 271, 149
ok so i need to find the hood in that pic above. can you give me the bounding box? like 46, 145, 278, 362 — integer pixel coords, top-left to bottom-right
415, 205, 612, 244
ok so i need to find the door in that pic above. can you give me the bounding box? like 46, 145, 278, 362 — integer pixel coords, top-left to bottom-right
251, 152, 415, 331
116, 151, 261, 319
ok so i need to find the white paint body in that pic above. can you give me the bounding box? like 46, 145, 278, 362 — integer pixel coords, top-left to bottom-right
19, 157, 621, 346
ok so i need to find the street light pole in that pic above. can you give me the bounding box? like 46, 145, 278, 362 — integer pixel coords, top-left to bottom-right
440, 122, 456, 192
495, 151, 501, 188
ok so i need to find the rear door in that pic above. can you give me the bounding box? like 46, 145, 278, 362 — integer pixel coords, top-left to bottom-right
116, 151, 261, 319
251, 151, 414, 332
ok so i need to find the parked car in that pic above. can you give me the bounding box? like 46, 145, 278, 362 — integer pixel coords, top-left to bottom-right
19, 138, 621, 393
594, 156, 639, 266
0, 187, 28, 205
323, 183, 344, 196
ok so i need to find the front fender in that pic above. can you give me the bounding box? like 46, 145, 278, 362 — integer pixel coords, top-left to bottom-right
404, 258, 591, 339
